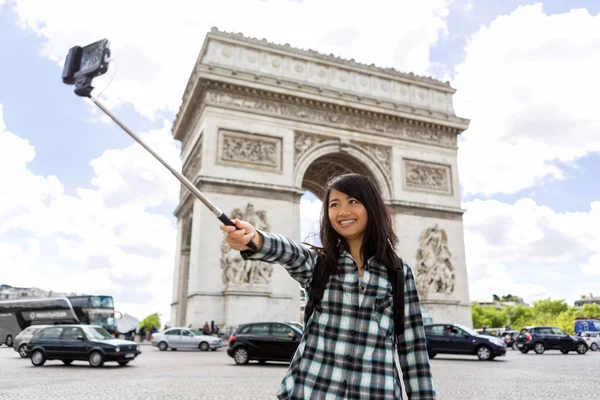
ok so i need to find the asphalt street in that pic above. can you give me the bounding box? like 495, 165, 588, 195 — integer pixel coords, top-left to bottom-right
0, 344, 598, 399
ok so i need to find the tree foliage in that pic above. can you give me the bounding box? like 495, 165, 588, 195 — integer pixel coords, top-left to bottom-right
471, 298, 600, 334
139, 312, 161, 331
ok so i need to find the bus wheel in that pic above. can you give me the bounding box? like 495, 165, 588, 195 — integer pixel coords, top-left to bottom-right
89, 351, 105, 367
31, 350, 46, 367
5, 335, 13, 347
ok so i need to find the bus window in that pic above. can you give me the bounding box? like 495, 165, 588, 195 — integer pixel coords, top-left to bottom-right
90, 296, 114, 308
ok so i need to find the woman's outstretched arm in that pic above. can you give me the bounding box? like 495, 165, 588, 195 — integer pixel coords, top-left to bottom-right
221, 219, 318, 287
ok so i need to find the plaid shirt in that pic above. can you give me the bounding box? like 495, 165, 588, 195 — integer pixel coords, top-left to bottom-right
242, 232, 436, 400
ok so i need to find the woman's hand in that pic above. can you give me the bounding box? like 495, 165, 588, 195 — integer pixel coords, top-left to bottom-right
220, 219, 263, 252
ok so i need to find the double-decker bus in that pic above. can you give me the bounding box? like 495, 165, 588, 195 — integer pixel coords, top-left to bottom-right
0, 295, 116, 347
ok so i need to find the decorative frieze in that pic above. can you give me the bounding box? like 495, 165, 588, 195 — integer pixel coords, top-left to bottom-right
204, 88, 458, 148
404, 159, 452, 195
201, 32, 455, 115
217, 129, 282, 172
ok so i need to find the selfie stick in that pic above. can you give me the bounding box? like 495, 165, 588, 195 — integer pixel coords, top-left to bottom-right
62, 40, 258, 252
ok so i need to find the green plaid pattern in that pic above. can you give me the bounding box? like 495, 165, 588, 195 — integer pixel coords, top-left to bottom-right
242, 232, 436, 400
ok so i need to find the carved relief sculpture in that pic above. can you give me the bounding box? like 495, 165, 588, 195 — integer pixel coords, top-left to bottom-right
404, 159, 452, 194
220, 203, 274, 285
415, 225, 455, 296
205, 89, 458, 148
353, 142, 392, 178
218, 130, 282, 172
294, 132, 334, 164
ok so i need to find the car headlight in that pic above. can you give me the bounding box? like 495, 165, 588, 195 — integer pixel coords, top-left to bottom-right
115, 346, 120, 352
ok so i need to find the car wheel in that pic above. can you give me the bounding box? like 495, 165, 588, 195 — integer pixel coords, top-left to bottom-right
5, 335, 13, 348
576, 342, 588, 354
118, 361, 129, 366
89, 351, 104, 367
428, 351, 436, 359
158, 341, 168, 351
258, 360, 266, 364
534, 342, 545, 354
62, 360, 73, 366
476, 345, 492, 361
591, 343, 598, 351
561, 350, 569, 354
234, 347, 249, 365
18, 344, 28, 358
31, 350, 46, 367
520, 348, 529, 354
199, 342, 209, 352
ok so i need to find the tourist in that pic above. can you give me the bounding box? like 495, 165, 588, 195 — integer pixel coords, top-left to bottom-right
221, 173, 435, 399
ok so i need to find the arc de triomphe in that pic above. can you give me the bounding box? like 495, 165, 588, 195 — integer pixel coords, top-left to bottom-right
170, 28, 472, 330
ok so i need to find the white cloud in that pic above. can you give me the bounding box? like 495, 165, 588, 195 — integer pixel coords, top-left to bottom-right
463, 197, 600, 304
454, 4, 600, 196
581, 253, 600, 276
10, 0, 450, 118
0, 103, 179, 322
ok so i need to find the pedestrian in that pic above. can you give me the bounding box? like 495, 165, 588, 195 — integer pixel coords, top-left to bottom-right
221, 173, 435, 399
139, 325, 146, 342
203, 321, 211, 335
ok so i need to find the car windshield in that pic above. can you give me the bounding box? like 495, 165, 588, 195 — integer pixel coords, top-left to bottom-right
454, 324, 479, 336
83, 326, 113, 340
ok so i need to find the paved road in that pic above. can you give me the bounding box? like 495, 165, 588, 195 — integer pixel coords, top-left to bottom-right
0, 344, 599, 399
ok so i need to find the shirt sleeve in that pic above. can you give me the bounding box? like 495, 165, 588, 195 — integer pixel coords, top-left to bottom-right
397, 264, 436, 399
240, 231, 318, 288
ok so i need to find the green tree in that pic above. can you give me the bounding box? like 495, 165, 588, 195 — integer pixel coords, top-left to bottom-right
471, 304, 508, 328
140, 312, 161, 331
532, 298, 568, 316
579, 303, 600, 319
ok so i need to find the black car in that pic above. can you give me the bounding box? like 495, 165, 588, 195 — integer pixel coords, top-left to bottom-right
424, 323, 507, 361
227, 322, 302, 365
27, 325, 141, 367
515, 326, 588, 355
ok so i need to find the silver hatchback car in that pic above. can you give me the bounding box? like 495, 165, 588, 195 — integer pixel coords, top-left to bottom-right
13, 325, 51, 358
151, 327, 222, 352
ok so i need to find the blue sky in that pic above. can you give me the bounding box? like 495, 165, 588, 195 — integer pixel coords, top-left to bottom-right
1, 0, 599, 323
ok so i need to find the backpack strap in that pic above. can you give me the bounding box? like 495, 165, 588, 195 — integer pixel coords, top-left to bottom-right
303, 255, 331, 325
391, 256, 405, 336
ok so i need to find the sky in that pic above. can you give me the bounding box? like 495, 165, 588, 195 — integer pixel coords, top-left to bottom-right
1, 0, 600, 325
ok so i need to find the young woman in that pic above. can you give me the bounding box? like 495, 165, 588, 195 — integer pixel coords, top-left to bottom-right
221, 173, 435, 400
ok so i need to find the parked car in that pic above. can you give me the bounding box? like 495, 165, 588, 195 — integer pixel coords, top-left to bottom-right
576, 331, 600, 351
27, 325, 141, 367
515, 326, 588, 355
227, 322, 302, 365
424, 323, 506, 361
13, 325, 50, 358
151, 327, 222, 351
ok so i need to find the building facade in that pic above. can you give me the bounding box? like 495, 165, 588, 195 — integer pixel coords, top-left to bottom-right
170, 28, 472, 330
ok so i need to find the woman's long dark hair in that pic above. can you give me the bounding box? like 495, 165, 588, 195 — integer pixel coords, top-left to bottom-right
317, 173, 398, 275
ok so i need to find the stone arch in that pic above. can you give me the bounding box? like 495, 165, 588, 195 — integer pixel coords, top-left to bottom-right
294, 140, 393, 201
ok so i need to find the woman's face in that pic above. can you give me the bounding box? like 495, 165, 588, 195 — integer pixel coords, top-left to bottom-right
327, 189, 368, 243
